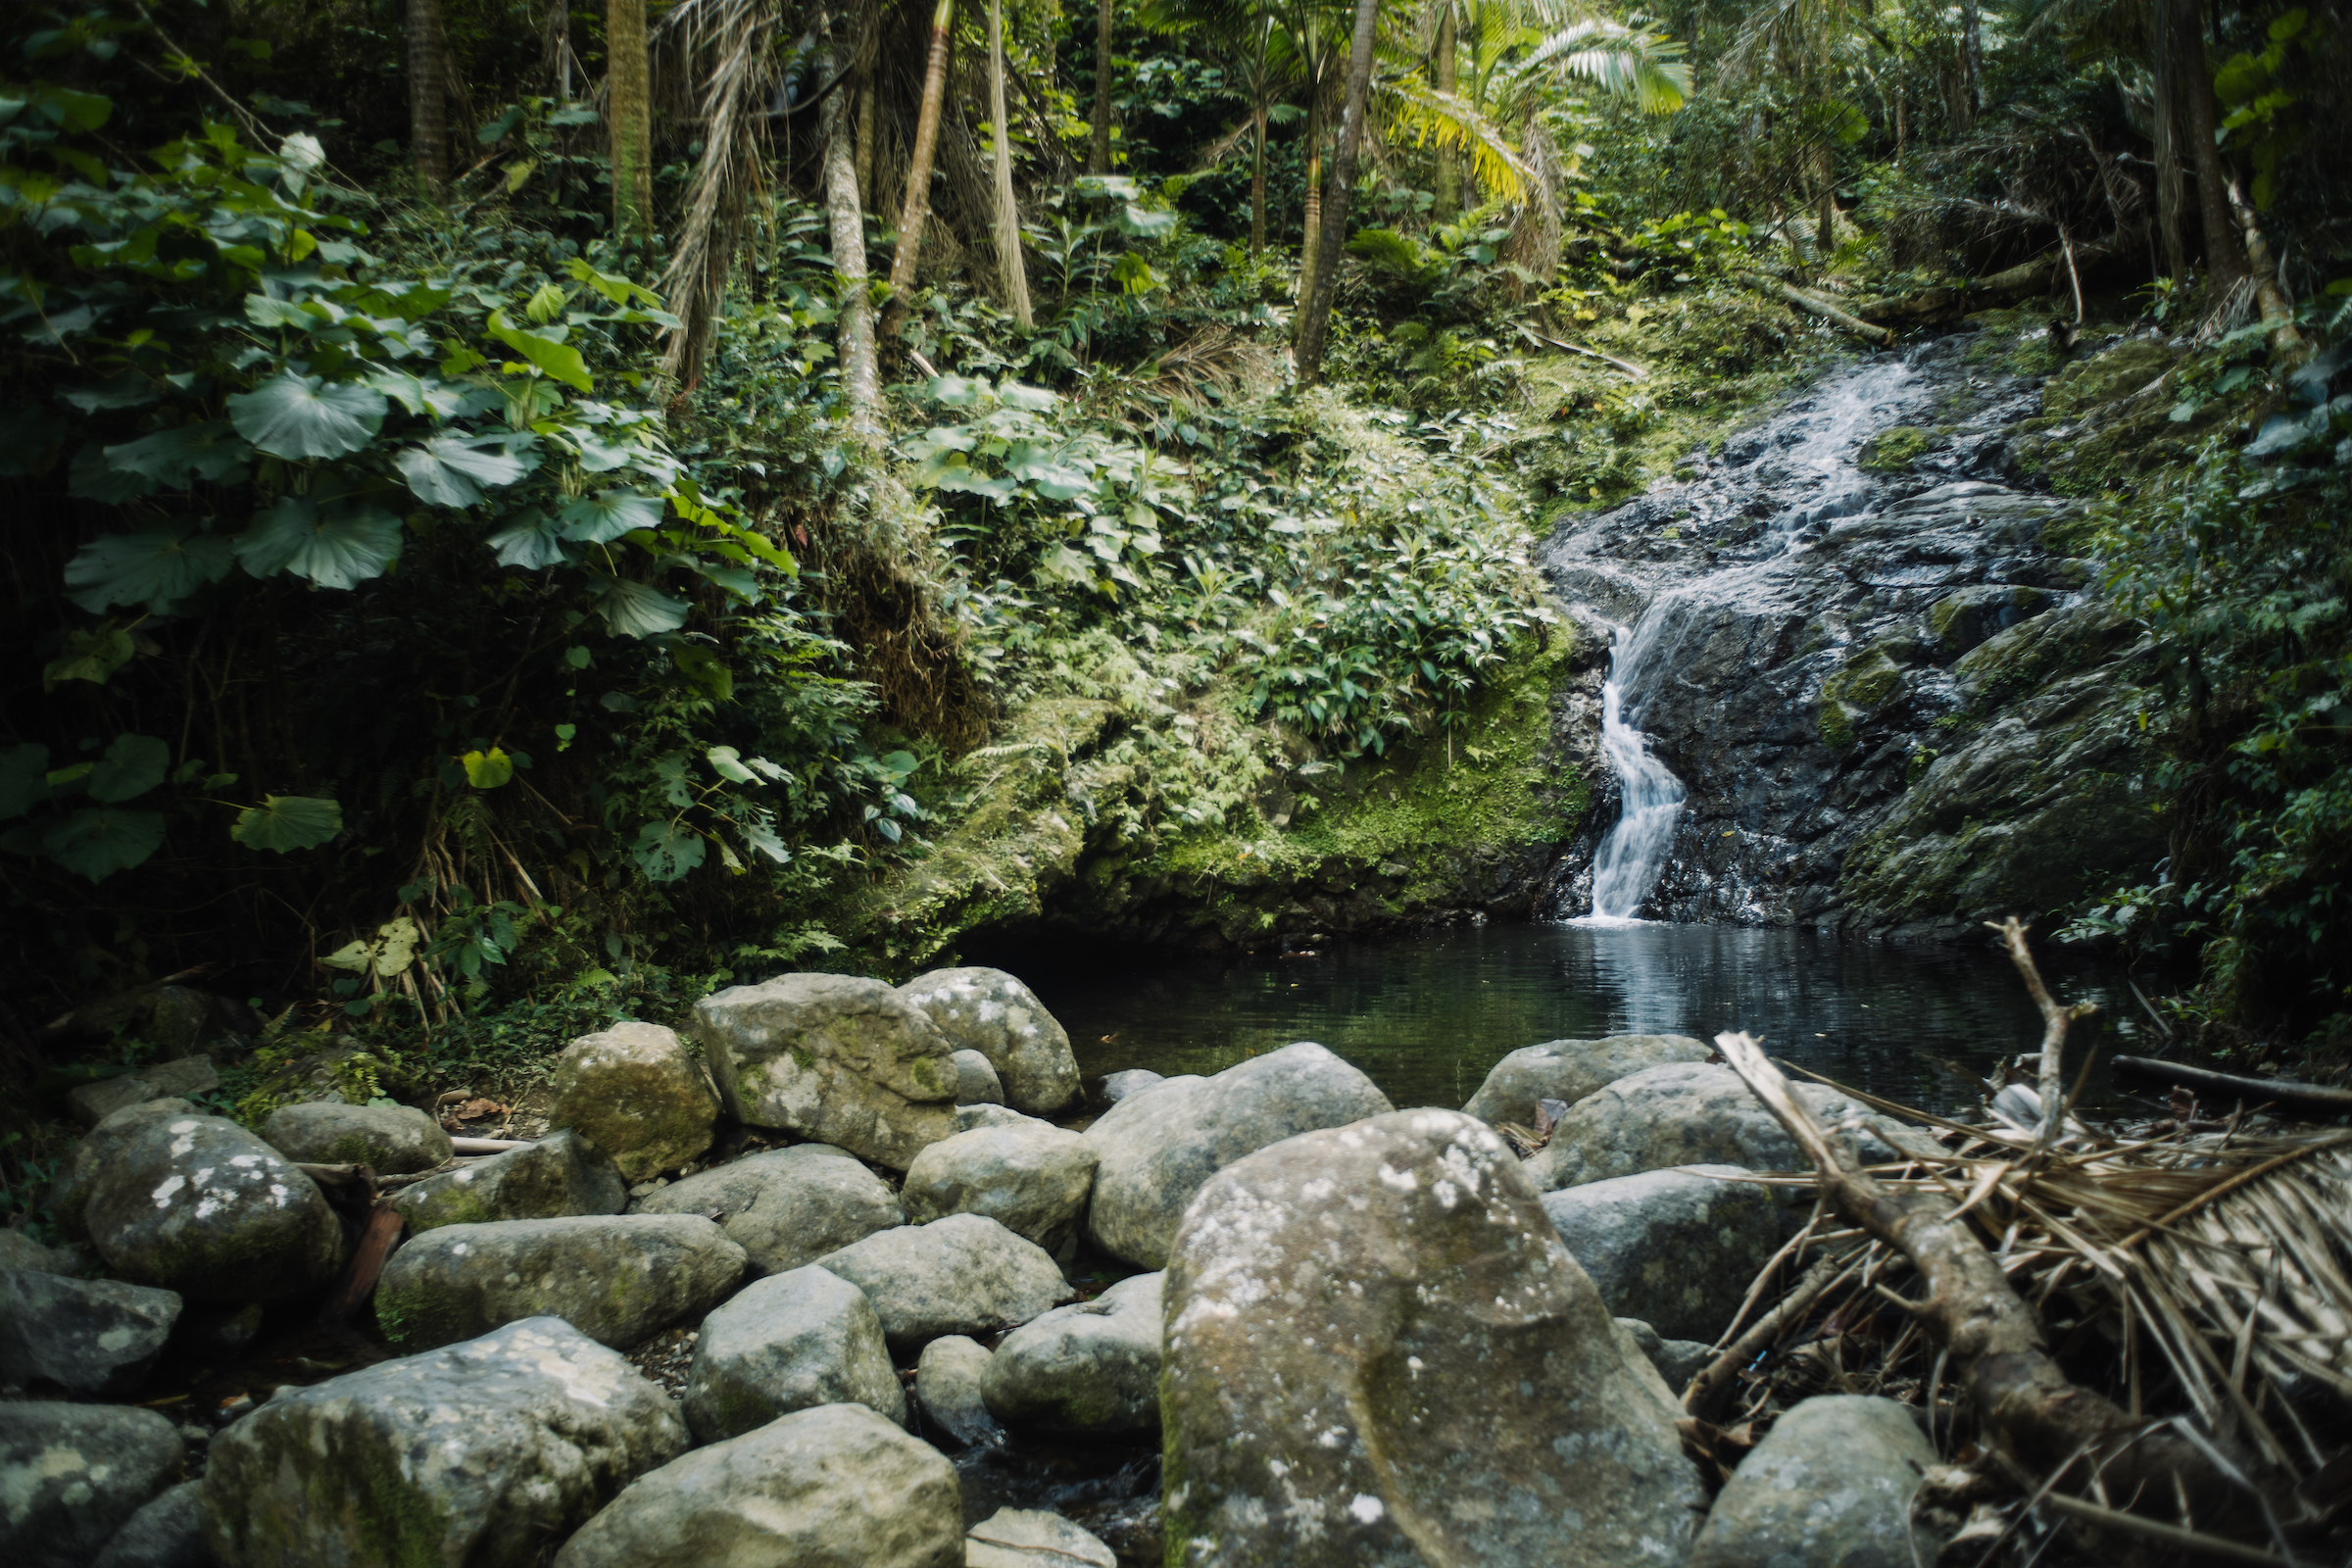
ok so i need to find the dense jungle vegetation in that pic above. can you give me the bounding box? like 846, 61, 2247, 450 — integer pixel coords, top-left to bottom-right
2, 0, 2347, 1154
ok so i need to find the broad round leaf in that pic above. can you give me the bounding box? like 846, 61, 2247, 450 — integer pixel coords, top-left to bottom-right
395, 431, 536, 508
230, 794, 343, 853
103, 420, 253, 487
226, 372, 388, 461
0, 743, 52, 820
461, 748, 514, 789
42, 808, 166, 881
560, 488, 666, 544
487, 509, 570, 569
597, 578, 689, 638
63, 526, 238, 614
87, 733, 171, 804
235, 496, 403, 590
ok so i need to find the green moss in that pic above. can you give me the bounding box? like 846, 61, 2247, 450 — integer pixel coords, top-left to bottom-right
2041, 338, 2178, 418
1857, 425, 1933, 471
789, 1046, 815, 1072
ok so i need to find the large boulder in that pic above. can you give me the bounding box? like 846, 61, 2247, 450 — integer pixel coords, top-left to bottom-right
901, 1122, 1098, 1257
813, 1214, 1070, 1346
638, 1145, 903, 1275
684, 1265, 906, 1443
1540, 1165, 1779, 1343
894, 967, 1080, 1115
690, 973, 959, 1170
0, 1401, 182, 1568
262, 1102, 452, 1174
374, 1215, 745, 1350
81, 1113, 343, 1303
1097, 1068, 1163, 1104
544, 1021, 719, 1182
1084, 1042, 1393, 1269
1162, 1107, 1704, 1568
0, 1229, 83, 1275
68, 1056, 219, 1127
551, 1402, 963, 1568
981, 1270, 1161, 1437
966, 1508, 1117, 1568
1523, 1061, 1884, 1193
92, 1479, 208, 1568
915, 1335, 1004, 1447
202, 1317, 684, 1568
391, 1130, 626, 1232
50, 1099, 198, 1241
1687, 1396, 1939, 1568
1461, 1034, 1713, 1127
0, 1266, 181, 1396
954, 1050, 1005, 1105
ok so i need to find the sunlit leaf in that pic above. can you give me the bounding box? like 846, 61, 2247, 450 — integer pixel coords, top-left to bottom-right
63, 525, 238, 613
706, 745, 757, 783
229, 794, 342, 852
738, 815, 788, 862
87, 733, 170, 804
235, 496, 403, 590
671, 644, 733, 700
561, 488, 666, 544
42, 625, 137, 690
461, 748, 514, 789
226, 371, 387, 460
43, 808, 165, 881
486, 308, 593, 392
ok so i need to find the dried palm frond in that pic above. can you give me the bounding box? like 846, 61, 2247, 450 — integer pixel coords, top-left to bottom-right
654, 0, 783, 384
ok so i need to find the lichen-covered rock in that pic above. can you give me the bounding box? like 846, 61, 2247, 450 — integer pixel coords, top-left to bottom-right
374, 1214, 745, 1350
966, 1508, 1116, 1568
0, 1228, 83, 1275
1540, 1165, 1778, 1343
956, 1103, 1039, 1133
0, 1401, 182, 1568
1084, 1042, 1393, 1269
544, 1022, 719, 1182
691, 973, 959, 1170
684, 1265, 905, 1443
902, 1122, 1098, 1256
262, 1102, 453, 1174
392, 1130, 626, 1232
638, 1145, 902, 1275
1460, 1034, 1714, 1127
91, 1479, 208, 1568
0, 1265, 181, 1396
1162, 1107, 1703, 1568
953, 1049, 1005, 1105
1687, 1396, 1938, 1568
813, 1214, 1070, 1346
50, 1099, 198, 1240
202, 1317, 683, 1568
1523, 1061, 1882, 1193
981, 1271, 1161, 1436
1097, 1068, 1163, 1104
68, 1056, 219, 1127
81, 1114, 343, 1303
895, 967, 1080, 1115
1616, 1318, 1714, 1394
551, 1403, 963, 1568
915, 1335, 1004, 1447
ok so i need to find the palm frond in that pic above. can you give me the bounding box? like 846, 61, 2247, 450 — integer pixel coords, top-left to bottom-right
1384, 74, 1533, 200
653, 0, 781, 383
1512, 18, 1691, 115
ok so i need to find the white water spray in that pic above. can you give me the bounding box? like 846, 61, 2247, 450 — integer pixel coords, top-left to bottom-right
1580, 615, 1686, 922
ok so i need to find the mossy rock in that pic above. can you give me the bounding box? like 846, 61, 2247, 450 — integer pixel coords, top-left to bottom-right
1856, 425, 1936, 471
2041, 338, 2179, 418
1817, 646, 1911, 750
1928, 585, 2053, 657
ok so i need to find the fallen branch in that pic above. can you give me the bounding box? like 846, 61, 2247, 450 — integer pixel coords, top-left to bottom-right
319, 1205, 406, 1328
1683, 1248, 1861, 1418
1517, 324, 1648, 378
2111, 1055, 2352, 1119
1737, 272, 1894, 347
451, 1136, 532, 1155
1988, 916, 2096, 1152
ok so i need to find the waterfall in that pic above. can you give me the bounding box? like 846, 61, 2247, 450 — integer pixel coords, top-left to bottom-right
1581, 613, 1687, 922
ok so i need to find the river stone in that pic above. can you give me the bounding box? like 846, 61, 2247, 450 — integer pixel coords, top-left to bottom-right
966, 1508, 1117, 1568
1, 1402, 182, 1568
1098, 1068, 1163, 1104
545, 1021, 719, 1182
1462, 1034, 1714, 1126
82, 1114, 343, 1303
957, 1103, 1038, 1132
916, 1335, 1004, 1447
1523, 1061, 1883, 1193
50, 1099, 199, 1241
1687, 1395, 1939, 1568
895, 967, 1081, 1115
691, 972, 959, 1170
981, 1270, 1162, 1436
1541, 1165, 1779, 1342
1084, 1042, 1393, 1269
92, 1479, 208, 1568
954, 1049, 1005, 1105
374, 1214, 745, 1349
813, 1213, 1071, 1346
68, 1056, 220, 1127
639, 1143, 904, 1274
1162, 1107, 1703, 1568
0, 1228, 84, 1275
1617, 1318, 1714, 1394
0, 1265, 181, 1395
684, 1265, 906, 1442
902, 1122, 1099, 1256
261, 1101, 452, 1174
551, 1402, 963, 1568
201, 1316, 684, 1568
392, 1129, 626, 1232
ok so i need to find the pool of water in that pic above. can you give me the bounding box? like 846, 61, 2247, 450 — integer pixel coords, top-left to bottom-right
1011, 921, 2156, 1121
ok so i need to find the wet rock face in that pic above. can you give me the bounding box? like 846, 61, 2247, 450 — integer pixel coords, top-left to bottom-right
80, 1114, 344, 1303
544, 1021, 719, 1182
374, 1214, 746, 1349
393, 1129, 627, 1232
0, 1401, 183, 1568
895, 966, 1081, 1115
1161, 1107, 1704, 1568
638, 1144, 904, 1276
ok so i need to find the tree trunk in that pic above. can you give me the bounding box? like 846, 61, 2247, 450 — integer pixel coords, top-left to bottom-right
2147, 0, 2188, 285
2227, 176, 2309, 362
854, 15, 879, 212
1298, 92, 1323, 301
1250, 99, 1269, 256
2171, 0, 2250, 304
607, 0, 655, 236
1960, 0, 1982, 128
885, 0, 957, 335
406, 0, 449, 201
1431, 5, 1460, 222
538, 0, 570, 98
820, 60, 883, 446
1295, 0, 1380, 385
987, 0, 1033, 327
1090, 0, 1115, 173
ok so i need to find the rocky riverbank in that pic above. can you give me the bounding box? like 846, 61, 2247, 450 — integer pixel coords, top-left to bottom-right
4, 964, 1979, 1567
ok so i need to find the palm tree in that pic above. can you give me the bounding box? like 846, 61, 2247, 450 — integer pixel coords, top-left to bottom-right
1092, 0, 1117, 172
609, 0, 656, 235
1295, 0, 1379, 384
987, 0, 1035, 327
406, 0, 450, 200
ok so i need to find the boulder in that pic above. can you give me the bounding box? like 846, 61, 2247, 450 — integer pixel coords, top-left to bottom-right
201, 1317, 684, 1568
374, 1214, 745, 1350
1162, 1107, 1704, 1567
392, 1130, 626, 1232
1540, 1165, 1779, 1342
544, 1021, 720, 1182
966, 1508, 1117, 1568
1687, 1396, 1939, 1568
954, 1049, 1005, 1105
916, 1335, 1004, 1447
1461, 1034, 1714, 1127
902, 1122, 1098, 1256
1097, 1068, 1163, 1104
551, 1402, 963, 1568
0, 1265, 181, 1396
1523, 1061, 1886, 1193
92, 1480, 208, 1568
261, 1102, 452, 1174
81, 1113, 343, 1303
814, 1214, 1070, 1346
895, 967, 1080, 1115
68, 1056, 219, 1127
981, 1271, 1161, 1437
684, 1265, 906, 1443
0, 1228, 84, 1275
1084, 1042, 1393, 1268
50, 1098, 198, 1240
1617, 1318, 1713, 1394
957, 1103, 1038, 1133
638, 1145, 903, 1275
691, 973, 959, 1170
0, 1401, 182, 1568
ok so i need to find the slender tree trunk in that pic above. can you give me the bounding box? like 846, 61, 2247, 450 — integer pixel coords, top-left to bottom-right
1959, 0, 1981, 129
854, 16, 879, 212
1250, 98, 1269, 256
2170, 0, 2249, 305
538, 0, 570, 98
1090, 0, 1115, 173
1298, 92, 1323, 300
1296, 0, 1379, 385
820, 61, 883, 445
607, 0, 655, 236
2147, 0, 2188, 285
885, 0, 956, 336
2227, 177, 2309, 362
1431, 5, 1460, 222
987, 0, 1034, 327
407, 0, 449, 201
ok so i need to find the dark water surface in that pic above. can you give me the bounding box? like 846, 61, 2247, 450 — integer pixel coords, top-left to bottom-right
1015, 921, 2155, 1121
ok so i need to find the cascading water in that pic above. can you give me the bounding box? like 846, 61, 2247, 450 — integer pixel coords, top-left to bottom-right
1580, 617, 1686, 922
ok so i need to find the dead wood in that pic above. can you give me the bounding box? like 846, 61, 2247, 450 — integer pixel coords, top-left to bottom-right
2110, 1055, 2352, 1118
320, 1204, 406, 1328
1737, 272, 1896, 346
1684, 1248, 1862, 1418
